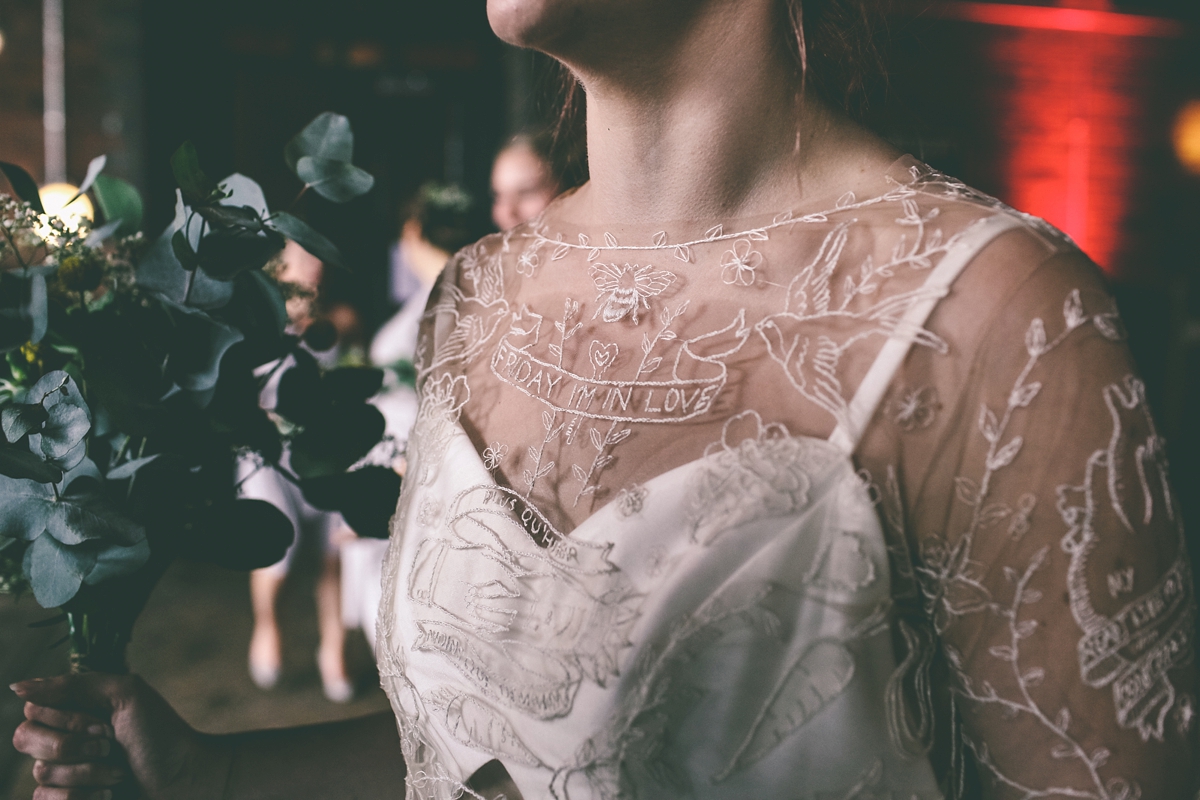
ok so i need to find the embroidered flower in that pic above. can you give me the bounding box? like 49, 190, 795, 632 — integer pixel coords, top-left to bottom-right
481, 442, 509, 471
720, 238, 763, 287
589, 262, 676, 324
892, 386, 940, 431
516, 246, 540, 278
416, 499, 442, 527
615, 484, 648, 518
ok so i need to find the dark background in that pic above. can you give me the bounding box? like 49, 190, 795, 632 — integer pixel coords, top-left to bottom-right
1, 0, 1199, 795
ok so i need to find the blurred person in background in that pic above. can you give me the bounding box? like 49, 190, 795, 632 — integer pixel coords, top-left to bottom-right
241, 240, 355, 703
491, 132, 561, 231
342, 183, 480, 652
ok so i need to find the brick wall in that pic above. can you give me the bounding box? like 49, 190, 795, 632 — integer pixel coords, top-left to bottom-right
0, 0, 144, 191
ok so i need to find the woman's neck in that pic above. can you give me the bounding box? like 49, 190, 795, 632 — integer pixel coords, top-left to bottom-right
555, 2, 896, 225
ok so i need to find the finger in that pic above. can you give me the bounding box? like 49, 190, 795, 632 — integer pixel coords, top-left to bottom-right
33, 787, 113, 800
32, 759, 125, 787
25, 702, 113, 738
12, 720, 112, 763
11, 674, 135, 717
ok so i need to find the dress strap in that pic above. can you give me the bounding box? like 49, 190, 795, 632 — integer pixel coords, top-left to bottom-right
827, 213, 1025, 455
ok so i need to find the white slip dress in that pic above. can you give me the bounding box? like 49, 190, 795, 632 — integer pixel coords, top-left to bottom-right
376, 184, 1031, 799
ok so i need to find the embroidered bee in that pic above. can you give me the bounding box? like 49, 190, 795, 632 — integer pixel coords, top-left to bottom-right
589, 262, 676, 325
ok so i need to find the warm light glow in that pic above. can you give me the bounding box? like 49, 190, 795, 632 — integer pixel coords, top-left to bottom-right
1174, 101, 1200, 176
0, 28, 7, 57
906, 0, 1184, 38
38, 183, 94, 233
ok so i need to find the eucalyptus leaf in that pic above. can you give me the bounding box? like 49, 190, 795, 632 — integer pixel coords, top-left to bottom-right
0, 474, 54, 538
196, 228, 284, 281
172, 230, 198, 271
180, 498, 293, 571
0, 445, 62, 484
1, 403, 48, 442
0, 161, 45, 213
137, 226, 234, 309
267, 211, 345, 269
290, 404, 385, 479
91, 174, 143, 235
195, 204, 264, 232
160, 301, 245, 398
301, 467, 400, 539
83, 218, 124, 247
295, 157, 374, 203
170, 141, 219, 206
24, 533, 93, 608
27, 371, 91, 463
46, 494, 144, 547
284, 113, 354, 174
84, 537, 150, 585
218, 174, 270, 218
243, 269, 288, 336
323, 368, 383, 404
68, 154, 107, 205
106, 454, 160, 481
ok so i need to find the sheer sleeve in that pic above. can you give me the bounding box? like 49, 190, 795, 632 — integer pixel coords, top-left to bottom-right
894, 246, 1197, 799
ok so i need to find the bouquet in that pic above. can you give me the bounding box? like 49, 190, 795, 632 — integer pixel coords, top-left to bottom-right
0, 113, 401, 673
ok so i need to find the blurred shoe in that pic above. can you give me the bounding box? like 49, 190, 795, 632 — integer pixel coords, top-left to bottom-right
249, 656, 280, 690
322, 675, 354, 703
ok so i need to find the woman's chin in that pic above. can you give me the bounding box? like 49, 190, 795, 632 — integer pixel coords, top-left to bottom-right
487, 0, 585, 51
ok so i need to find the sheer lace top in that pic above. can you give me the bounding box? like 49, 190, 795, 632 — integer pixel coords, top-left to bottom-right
377, 157, 1196, 799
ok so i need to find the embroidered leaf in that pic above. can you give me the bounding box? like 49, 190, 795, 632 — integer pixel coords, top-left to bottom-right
705, 224, 724, 240
979, 503, 1012, 528
1051, 744, 1075, 759
1014, 619, 1038, 638
1056, 707, 1071, 731
988, 645, 1016, 661
579, 485, 597, 496
607, 428, 632, 446
527, 446, 540, 462
542, 411, 555, 431
1009, 382, 1041, 408
674, 244, 692, 263
836, 191, 856, 208
988, 436, 1023, 470
596, 455, 614, 469
1093, 312, 1122, 340
535, 461, 555, 480
1022, 667, 1045, 687
589, 428, 603, 450
1090, 747, 1111, 768
548, 343, 562, 359
714, 640, 854, 782
1022, 589, 1043, 604
523, 469, 535, 487
604, 232, 619, 248
773, 210, 794, 224
954, 476, 980, 506
1025, 318, 1046, 357
1063, 289, 1085, 329
587, 248, 600, 262
1028, 545, 1050, 573
642, 333, 652, 353
1003, 566, 1020, 583
652, 231, 667, 246
978, 405, 1000, 443
578, 233, 590, 246
572, 464, 588, 483
747, 228, 769, 241
551, 243, 569, 261
642, 357, 662, 373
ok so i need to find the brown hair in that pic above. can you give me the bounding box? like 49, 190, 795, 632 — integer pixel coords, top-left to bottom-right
549, 0, 890, 184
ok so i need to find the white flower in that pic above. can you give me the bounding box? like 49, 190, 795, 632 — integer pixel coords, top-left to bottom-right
615, 484, 648, 518
482, 442, 509, 471
892, 386, 940, 431
720, 239, 763, 287
516, 246, 540, 278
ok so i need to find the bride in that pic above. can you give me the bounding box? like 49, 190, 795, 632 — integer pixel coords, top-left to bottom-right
12, 0, 1196, 797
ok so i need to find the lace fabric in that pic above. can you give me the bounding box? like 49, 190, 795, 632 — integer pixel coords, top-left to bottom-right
376, 156, 1197, 799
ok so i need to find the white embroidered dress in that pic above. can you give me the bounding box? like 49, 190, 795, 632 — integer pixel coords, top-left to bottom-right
377, 158, 1196, 800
